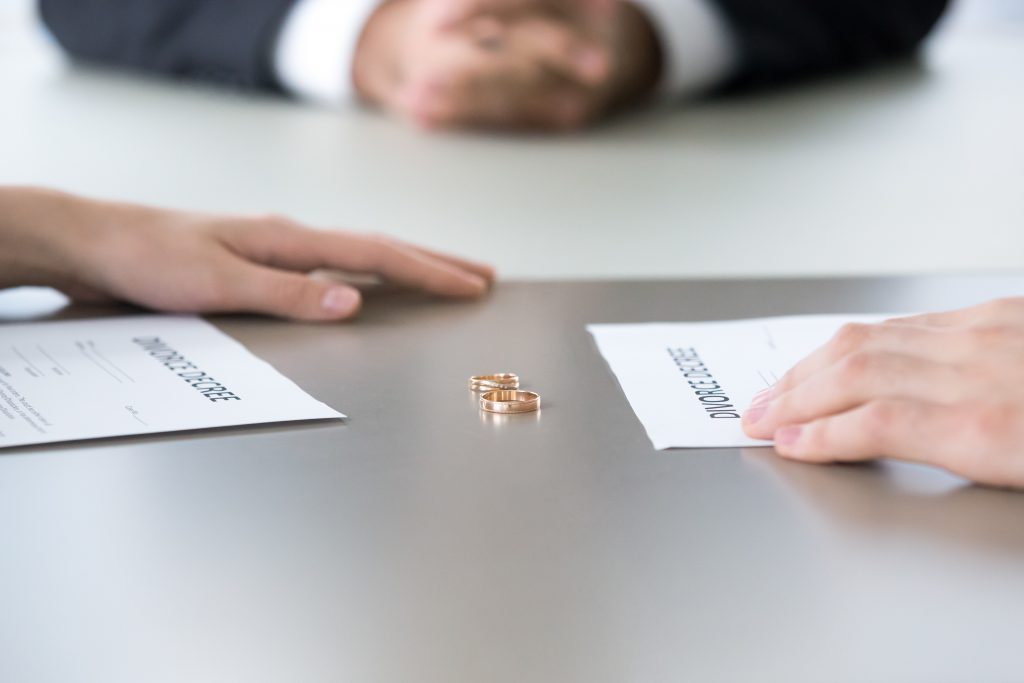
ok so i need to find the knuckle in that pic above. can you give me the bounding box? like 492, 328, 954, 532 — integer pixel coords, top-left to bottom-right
351, 233, 395, 271
986, 297, 1012, 313
967, 325, 1015, 349
797, 421, 828, 453
773, 372, 795, 394
831, 322, 873, 356
248, 214, 303, 254
255, 213, 298, 231
768, 392, 797, 422
944, 403, 1024, 486
838, 350, 879, 382
367, 232, 399, 251
957, 402, 1016, 441
979, 297, 1022, 319
860, 400, 898, 442
192, 270, 237, 310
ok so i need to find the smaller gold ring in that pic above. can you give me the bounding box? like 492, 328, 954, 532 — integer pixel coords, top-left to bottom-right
469, 373, 520, 391
480, 390, 541, 414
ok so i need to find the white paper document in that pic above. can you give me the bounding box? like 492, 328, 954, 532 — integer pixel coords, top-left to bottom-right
589, 314, 890, 450
0, 316, 343, 448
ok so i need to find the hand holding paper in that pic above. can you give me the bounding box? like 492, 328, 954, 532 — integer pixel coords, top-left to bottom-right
592, 302, 1024, 489
589, 314, 889, 450
742, 300, 1024, 488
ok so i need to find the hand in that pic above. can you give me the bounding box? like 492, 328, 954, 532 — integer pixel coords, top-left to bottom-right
354, 0, 662, 131
742, 300, 1024, 488
0, 187, 494, 321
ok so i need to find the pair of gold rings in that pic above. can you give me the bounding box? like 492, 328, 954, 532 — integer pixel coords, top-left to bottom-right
470, 374, 541, 414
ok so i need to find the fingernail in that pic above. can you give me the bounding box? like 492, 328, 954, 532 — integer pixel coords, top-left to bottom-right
463, 274, 489, 295
776, 426, 803, 447
321, 287, 360, 315
744, 402, 769, 425
743, 390, 772, 424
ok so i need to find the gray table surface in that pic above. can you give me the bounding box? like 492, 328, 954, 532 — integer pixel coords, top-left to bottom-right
2, 275, 1024, 683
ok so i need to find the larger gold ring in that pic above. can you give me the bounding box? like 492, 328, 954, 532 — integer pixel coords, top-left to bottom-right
469, 373, 520, 391
480, 390, 541, 414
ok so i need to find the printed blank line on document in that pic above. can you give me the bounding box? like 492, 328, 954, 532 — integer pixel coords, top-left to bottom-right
76, 341, 135, 384
37, 346, 72, 376
87, 341, 135, 383
11, 347, 43, 377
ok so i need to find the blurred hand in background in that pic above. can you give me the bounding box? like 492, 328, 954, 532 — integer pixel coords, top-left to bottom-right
353, 0, 662, 131
40, 0, 950, 133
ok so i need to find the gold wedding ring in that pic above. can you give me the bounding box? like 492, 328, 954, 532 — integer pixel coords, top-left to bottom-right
469, 373, 520, 392
480, 390, 541, 414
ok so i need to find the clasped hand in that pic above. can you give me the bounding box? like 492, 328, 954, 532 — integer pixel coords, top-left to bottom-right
354, 0, 661, 131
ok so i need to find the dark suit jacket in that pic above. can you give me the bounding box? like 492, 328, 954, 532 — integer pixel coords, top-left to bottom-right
39, 0, 297, 89
39, 0, 950, 93
715, 0, 950, 88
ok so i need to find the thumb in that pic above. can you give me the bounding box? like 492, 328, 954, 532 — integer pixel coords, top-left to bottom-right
227, 263, 363, 322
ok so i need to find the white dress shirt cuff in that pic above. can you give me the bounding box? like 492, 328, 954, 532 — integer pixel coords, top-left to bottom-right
274, 0, 381, 105
630, 0, 737, 99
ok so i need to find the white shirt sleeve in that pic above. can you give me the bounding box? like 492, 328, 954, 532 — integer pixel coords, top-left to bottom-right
274, 0, 382, 105
629, 0, 738, 98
